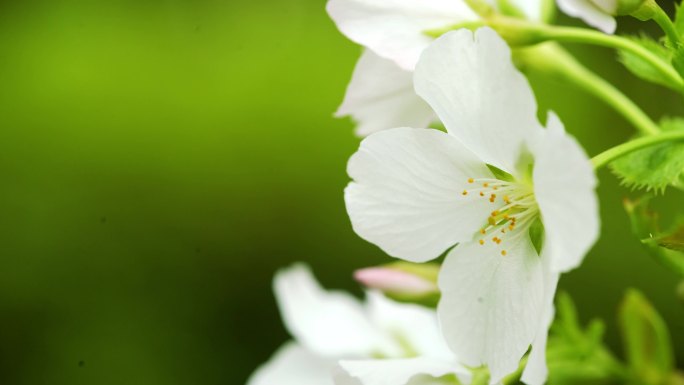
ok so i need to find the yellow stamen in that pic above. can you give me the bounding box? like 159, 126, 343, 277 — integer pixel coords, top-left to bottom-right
501, 250, 507, 256
468, 178, 474, 183
479, 239, 485, 245
462, 190, 468, 196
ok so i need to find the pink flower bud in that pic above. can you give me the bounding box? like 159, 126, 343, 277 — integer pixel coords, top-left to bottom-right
354, 267, 438, 296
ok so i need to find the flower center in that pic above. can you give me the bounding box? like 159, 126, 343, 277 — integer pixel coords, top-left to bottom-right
462, 177, 539, 256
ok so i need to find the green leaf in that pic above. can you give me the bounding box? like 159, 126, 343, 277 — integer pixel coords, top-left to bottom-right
623, 196, 684, 278
618, 289, 674, 385
546, 293, 626, 385
610, 117, 684, 193
617, 35, 678, 90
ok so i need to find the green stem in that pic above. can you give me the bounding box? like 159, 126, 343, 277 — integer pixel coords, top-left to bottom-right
535, 25, 684, 90
651, 4, 680, 47
515, 43, 661, 136
591, 130, 684, 169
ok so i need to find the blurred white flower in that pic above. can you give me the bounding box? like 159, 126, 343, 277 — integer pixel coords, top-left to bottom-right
328, 0, 545, 136
345, 28, 599, 384
247, 264, 468, 385
556, 0, 617, 33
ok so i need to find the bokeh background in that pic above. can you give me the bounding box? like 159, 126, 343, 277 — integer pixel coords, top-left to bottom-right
0, 0, 682, 384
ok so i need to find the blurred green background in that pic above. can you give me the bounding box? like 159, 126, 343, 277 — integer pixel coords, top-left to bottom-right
0, 0, 681, 383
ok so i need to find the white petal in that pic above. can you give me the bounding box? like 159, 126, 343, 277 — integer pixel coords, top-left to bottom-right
532, 113, 599, 273
556, 0, 617, 34
366, 292, 453, 359
274, 264, 387, 356
414, 28, 542, 175
336, 51, 435, 137
326, 0, 477, 70
521, 254, 559, 385
334, 358, 467, 385
345, 127, 495, 263
247, 342, 335, 385
438, 236, 545, 384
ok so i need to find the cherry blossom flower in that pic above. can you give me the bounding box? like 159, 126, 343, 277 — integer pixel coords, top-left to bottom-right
328, 0, 545, 136
247, 264, 468, 385
345, 28, 599, 384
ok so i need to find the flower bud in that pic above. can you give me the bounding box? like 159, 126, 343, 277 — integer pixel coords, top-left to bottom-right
354, 262, 440, 306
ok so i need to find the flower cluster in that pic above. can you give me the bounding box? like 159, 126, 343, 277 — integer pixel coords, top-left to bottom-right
247, 0, 684, 384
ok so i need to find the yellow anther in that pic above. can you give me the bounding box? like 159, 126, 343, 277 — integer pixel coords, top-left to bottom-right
503, 196, 510, 204
501, 229, 506, 233
501, 250, 507, 256
479, 192, 485, 197
479, 239, 485, 245
488, 217, 496, 225
508, 224, 515, 231
462, 190, 468, 196
491, 210, 499, 217
480, 229, 486, 235
503, 214, 510, 220
483, 182, 489, 187
493, 186, 498, 190
468, 178, 474, 183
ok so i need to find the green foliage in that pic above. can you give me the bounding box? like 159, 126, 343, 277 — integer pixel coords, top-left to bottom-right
617, 35, 678, 90
610, 117, 684, 193
619, 289, 674, 385
624, 197, 684, 278
546, 293, 627, 385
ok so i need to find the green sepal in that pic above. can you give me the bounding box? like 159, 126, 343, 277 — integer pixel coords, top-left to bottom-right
617, 35, 678, 91
486, 163, 515, 182
674, 4, 684, 37
624, 196, 684, 278
496, 0, 525, 19
528, 216, 545, 256
610, 117, 684, 193
618, 289, 674, 385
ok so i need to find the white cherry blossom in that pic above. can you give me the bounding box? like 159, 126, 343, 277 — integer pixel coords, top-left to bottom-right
247, 264, 468, 385
328, 0, 546, 136
345, 28, 599, 384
